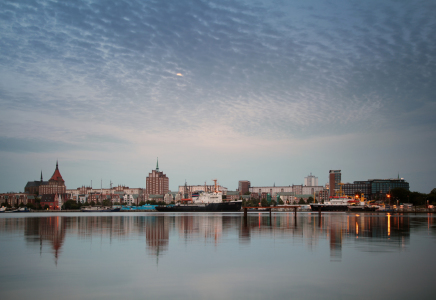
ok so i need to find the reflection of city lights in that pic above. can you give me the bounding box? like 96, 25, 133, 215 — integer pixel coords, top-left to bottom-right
355, 214, 360, 217
387, 213, 391, 236
356, 222, 359, 235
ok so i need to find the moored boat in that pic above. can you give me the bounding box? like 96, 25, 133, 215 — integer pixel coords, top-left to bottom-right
347, 192, 379, 212
81, 206, 120, 212
310, 183, 350, 212
156, 179, 242, 212
156, 201, 242, 212
12, 207, 31, 212
348, 205, 378, 212
310, 196, 350, 212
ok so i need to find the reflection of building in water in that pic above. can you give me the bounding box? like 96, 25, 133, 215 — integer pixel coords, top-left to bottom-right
0, 213, 419, 265
176, 216, 224, 244
24, 217, 66, 264
202, 216, 222, 243
329, 219, 342, 261
146, 216, 169, 257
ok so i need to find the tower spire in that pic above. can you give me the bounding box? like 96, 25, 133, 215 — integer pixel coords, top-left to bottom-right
40, 170, 43, 182
56, 160, 58, 169
156, 157, 159, 172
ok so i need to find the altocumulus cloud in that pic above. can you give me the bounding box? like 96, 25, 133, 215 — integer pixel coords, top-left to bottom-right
0, 0, 435, 192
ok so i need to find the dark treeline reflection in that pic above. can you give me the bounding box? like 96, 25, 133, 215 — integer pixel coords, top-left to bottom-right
0, 213, 434, 263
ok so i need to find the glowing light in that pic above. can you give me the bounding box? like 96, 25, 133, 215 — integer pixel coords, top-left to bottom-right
176, 73, 183, 76
387, 213, 391, 236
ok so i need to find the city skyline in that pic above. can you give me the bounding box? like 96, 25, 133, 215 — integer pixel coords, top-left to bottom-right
1, 1, 435, 193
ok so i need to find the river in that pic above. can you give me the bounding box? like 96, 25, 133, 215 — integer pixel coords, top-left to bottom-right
1, 212, 435, 299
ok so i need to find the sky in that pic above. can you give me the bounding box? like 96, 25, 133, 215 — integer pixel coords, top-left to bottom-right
0, 0, 435, 194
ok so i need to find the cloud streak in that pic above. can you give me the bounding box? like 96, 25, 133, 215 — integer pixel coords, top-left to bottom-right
0, 0, 435, 192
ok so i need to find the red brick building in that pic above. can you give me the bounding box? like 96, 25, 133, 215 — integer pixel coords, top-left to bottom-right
145, 159, 169, 196
39, 161, 67, 195
0, 193, 34, 207
40, 193, 69, 210
329, 170, 341, 197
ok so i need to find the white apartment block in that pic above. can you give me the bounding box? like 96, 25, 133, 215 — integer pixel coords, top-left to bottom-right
304, 173, 319, 186
249, 185, 325, 198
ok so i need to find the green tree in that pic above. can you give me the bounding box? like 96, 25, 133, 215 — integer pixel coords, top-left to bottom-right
26, 203, 36, 210
278, 199, 284, 205
409, 191, 426, 206
102, 199, 112, 206
63, 200, 81, 210
43, 204, 49, 210
261, 198, 269, 207
307, 197, 314, 204
298, 198, 305, 204
390, 188, 410, 203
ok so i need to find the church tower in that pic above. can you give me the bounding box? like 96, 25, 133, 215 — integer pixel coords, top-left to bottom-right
39, 161, 66, 195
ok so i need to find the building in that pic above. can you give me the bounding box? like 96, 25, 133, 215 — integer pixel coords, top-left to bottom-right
40, 193, 69, 210
276, 192, 295, 204
342, 181, 371, 197
67, 185, 143, 200
39, 161, 66, 195
225, 191, 240, 201
24, 171, 48, 195
249, 185, 293, 198
145, 159, 169, 196
0, 193, 34, 207
368, 178, 409, 195
238, 180, 251, 194
177, 182, 228, 195
329, 170, 341, 197
342, 177, 409, 199
304, 173, 318, 186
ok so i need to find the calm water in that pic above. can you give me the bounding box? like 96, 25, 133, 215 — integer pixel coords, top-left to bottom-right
1, 212, 435, 300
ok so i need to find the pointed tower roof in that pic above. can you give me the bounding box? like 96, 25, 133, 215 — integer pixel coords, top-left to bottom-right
40, 170, 43, 182
156, 157, 159, 172
50, 160, 64, 182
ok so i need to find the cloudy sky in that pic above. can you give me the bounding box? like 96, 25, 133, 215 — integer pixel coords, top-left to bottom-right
1, 0, 435, 193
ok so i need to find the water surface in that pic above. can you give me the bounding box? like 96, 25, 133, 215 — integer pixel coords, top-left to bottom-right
1, 212, 435, 299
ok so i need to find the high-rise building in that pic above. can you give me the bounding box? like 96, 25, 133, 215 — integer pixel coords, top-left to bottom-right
238, 180, 251, 194
39, 161, 66, 195
145, 158, 169, 196
329, 170, 341, 197
304, 173, 318, 186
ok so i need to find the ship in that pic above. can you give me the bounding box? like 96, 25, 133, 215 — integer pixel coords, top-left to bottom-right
347, 193, 379, 212
310, 183, 350, 212
156, 179, 242, 212
310, 196, 350, 212
348, 205, 378, 212
81, 206, 121, 212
